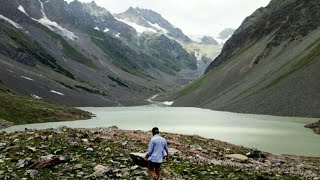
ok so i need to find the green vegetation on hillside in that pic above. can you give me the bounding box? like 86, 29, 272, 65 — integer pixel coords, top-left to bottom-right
91, 36, 149, 78
0, 82, 92, 125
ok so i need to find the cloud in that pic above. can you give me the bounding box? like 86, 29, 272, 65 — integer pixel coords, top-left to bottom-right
66, 0, 271, 35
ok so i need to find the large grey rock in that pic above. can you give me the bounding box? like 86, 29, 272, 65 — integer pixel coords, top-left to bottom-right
225, 154, 248, 162
92, 165, 111, 177
130, 152, 148, 167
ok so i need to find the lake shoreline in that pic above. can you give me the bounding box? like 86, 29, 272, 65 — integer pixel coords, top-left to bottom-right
2, 106, 320, 157
305, 120, 320, 135
0, 126, 319, 179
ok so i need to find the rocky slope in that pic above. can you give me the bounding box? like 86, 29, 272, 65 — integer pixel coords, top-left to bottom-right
0, 126, 319, 179
0, 0, 203, 107
173, 0, 320, 118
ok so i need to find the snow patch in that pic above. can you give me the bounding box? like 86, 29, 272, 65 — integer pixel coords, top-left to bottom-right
6, 69, 14, 73
0, 15, 22, 29
115, 33, 120, 37
50, 90, 64, 96
31, 94, 42, 100
162, 101, 174, 106
115, 17, 156, 35
21, 76, 34, 81
94, 27, 100, 30
193, 50, 203, 61
37, 18, 77, 40
18, 5, 28, 16
103, 28, 109, 32
33, 0, 77, 40
149, 22, 168, 34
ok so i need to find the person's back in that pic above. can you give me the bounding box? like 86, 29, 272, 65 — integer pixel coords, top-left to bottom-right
145, 127, 169, 180
148, 134, 167, 163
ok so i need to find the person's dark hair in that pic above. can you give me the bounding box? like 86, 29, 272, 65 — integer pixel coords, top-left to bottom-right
152, 127, 160, 134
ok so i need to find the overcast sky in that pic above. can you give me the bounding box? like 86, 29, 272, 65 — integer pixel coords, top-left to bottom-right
67, 0, 271, 35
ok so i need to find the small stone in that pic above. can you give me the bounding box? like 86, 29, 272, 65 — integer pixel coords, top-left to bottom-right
16, 158, 32, 168
105, 147, 111, 152
13, 139, 19, 143
200, 171, 207, 175
25, 170, 38, 177
77, 171, 84, 177
122, 141, 128, 146
121, 168, 130, 173
41, 154, 55, 161
27, 146, 37, 152
54, 149, 63, 155
92, 165, 111, 177
131, 165, 139, 171
0, 170, 4, 175
140, 171, 148, 176
82, 139, 89, 143
0, 159, 4, 163
74, 164, 83, 170
86, 147, 94, 152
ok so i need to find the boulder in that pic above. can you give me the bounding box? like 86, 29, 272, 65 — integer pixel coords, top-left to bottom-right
130, 152, 148, 167
168, 148, 181, 156
30, 156, 67, 169
92, 165, 111, 177
225, 154, 248, 162
246, 149, 266, 160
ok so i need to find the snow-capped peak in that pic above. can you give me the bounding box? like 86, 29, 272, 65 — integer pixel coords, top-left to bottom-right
115, 17, 156, 35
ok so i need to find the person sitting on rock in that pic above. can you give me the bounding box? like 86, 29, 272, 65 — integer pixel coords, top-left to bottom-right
144, 127, 169, 180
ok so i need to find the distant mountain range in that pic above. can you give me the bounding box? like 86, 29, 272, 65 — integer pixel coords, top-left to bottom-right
173, 0, 320, 118
0, 0, 230, 107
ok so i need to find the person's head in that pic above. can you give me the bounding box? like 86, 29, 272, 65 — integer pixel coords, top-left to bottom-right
152, 127, 160, 136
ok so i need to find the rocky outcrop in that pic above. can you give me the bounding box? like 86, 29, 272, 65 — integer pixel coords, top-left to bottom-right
305, 120, 320, 135
0, 119, 13, 129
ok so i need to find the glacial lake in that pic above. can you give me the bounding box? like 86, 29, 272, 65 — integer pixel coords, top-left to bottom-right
3, 106, 320, 157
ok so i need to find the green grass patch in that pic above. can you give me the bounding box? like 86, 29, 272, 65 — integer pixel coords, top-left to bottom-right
75, 85, 109, 97
0, 92, 92, 125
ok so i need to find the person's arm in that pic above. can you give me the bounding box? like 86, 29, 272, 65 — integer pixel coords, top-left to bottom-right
145, 140, 154, 160
164, 140, 169, 161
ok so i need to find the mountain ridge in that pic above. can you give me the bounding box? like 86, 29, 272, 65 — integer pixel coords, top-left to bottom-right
173, 0, 320, 118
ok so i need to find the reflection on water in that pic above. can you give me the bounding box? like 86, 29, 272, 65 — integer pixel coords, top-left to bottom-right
3, 107, 320, 157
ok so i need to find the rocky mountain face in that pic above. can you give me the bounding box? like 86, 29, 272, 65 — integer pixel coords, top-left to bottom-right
173, 0, 320, 118
115, 7, 192, 43
218, 28, 235, 40
0, 0, 202, 107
